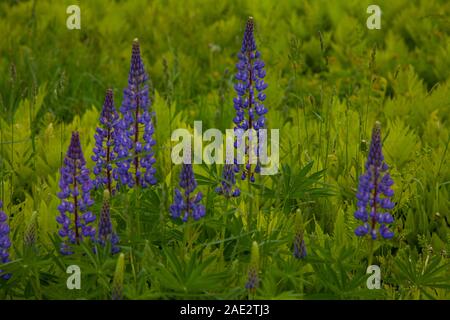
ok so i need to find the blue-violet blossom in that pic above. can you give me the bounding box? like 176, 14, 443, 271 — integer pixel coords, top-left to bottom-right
115, 39, 157, 188
215, 164, 240, 198
233, 17, 268, 182
170, 163, 205, 222
92, 88, 120, 194
97, 190, 119, 254
354, 122, 395, 240
56, 131, 96, 255
0, 201, 11, 280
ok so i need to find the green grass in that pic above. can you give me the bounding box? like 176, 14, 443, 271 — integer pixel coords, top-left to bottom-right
0, 0, 449, 299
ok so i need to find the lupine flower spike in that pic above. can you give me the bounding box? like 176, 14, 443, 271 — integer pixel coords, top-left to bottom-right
233, 17, 268, 182
215, 164, 240, 198
97, 190, 120, 254
92, 89, 120, 194
245, 241, 260, 293
116, 39, 157, 188
24, 211, 38, 248
56, 131, 96, 255
293, 213, 307, 259
112, 253, 125, 300
354, 122, 395, 240
0, 201, 11, 280
170, 163, 206, 222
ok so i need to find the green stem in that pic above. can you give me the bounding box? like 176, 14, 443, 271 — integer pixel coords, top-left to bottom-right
368, 239, 374, 267
135, 188, 141, 239
247, 176, 253, 231
220, 198, 230, 257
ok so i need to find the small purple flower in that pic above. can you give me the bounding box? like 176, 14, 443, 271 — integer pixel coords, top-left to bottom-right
245, 241, 260, 292
170, 164, 205, 222
92, 89, 120, 194
0, 201, 11, 280
215, 164, 240, 198
245, 267, 259, 291
354, 122, 395, 240
56, 132, 96, 255
293, 232, 307, 259
97, 191, 119, 254
115, 39, 157, 189
233, 17, 268, 182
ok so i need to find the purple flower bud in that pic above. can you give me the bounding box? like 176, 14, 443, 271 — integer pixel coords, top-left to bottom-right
97, 193, 120, 254
293, 232, 307, 259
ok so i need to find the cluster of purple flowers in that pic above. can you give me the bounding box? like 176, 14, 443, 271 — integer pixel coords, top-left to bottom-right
115, 39, 157, 189
48, 22, 396, 293
233, 17, 268, 182
354, 122, 395, 240
0, 201, 11, 280
170, 163, 205, 222
56, 39, 160, 254
56, 131, 96, 255
215, 164, 240, 198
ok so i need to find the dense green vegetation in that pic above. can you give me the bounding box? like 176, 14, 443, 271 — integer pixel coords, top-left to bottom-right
0, 0, 449, 299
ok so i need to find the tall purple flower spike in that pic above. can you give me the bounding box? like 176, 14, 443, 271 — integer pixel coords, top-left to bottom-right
233, 17, 268, 182
92, 89, 120, 194
354, 122, 395, 240
0, 201, 11, 280
170, 163, 206, 222
115, 38, 157, 188
56, 131, 96, 255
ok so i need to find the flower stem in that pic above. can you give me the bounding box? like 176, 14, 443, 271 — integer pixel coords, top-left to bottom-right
247, 175, 253, 231
220, 198, 230, 256
368, 239, 374, 267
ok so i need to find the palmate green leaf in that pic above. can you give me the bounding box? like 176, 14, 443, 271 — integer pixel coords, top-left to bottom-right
306, 238, 384, 299
147, 246, 229, 297
392, 248, 450, 298
261, 163, 335, 204
333, 208, 349, 248
384, 119, 419, 169
194, 162, 221, 187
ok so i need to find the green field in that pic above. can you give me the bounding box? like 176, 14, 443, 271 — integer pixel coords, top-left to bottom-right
0, 0, 449, 299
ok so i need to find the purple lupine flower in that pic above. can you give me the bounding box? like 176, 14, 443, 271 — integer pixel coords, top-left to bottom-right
115, 39, 157, 189
245, 241, 260, 292
92, 89, 120, 194
56, 132, 96, 255
97, 191, 119, 254
0, 201, 11, 280
245, 267, 259, 291
233, 17, 268, 182
354, 122, 395, 240
215, 164, 240, 198
170, 163, 205, 222
293, 231, 307, 259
